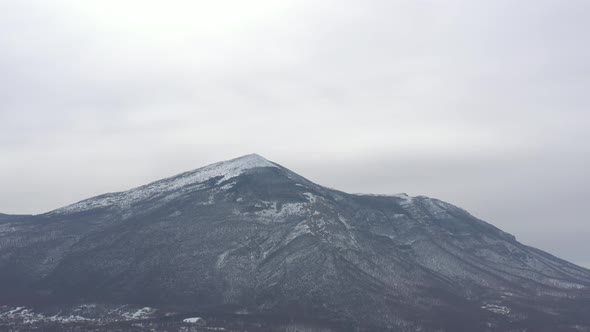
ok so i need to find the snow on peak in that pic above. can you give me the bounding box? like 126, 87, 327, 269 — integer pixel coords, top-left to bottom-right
52, 154, 278, 214
178, 154, 277, 185
222, 153, 276, 170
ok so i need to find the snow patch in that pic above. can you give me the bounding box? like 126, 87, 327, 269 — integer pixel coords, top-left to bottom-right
122, 307, 155, 320
285, 221, 313, 243
254, 201, 308, 219
482, 304, 510, 315
0, 224, 16, 233
303, 192, 318, 203
546, 278, 586, 290
217, 250, 231, 268
393, 193, 413, 201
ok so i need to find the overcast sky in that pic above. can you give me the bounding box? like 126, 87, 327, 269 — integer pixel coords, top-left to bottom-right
1, 0, 589, 267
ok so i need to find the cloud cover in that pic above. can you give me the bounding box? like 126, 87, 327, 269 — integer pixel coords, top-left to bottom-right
1, 0, 589, 267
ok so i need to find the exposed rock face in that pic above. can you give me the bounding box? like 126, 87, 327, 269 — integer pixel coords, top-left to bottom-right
1, 154, 589, 331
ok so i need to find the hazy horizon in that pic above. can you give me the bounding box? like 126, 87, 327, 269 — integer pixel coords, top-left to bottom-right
1, 0, 589, 270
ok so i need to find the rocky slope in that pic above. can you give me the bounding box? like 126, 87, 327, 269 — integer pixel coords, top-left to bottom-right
1, 154, 589, 331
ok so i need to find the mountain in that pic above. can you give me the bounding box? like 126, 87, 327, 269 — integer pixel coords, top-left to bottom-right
1, 154, 589, 331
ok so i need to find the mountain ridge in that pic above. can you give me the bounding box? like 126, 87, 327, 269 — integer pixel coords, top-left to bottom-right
39, 154, 457, 220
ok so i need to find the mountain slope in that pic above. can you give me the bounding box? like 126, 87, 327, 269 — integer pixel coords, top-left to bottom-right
1, 154, 589, 331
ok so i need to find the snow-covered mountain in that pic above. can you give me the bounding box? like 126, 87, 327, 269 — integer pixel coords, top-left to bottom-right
1, 154, 589, 331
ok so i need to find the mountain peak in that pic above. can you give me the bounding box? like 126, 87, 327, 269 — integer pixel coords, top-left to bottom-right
222, 153, 275, 168
52, 154, 278, 215
191, 153, 278, 182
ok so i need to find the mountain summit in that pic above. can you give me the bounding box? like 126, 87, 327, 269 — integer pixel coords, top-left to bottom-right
52, 153, 279, 214
1, 155, 589, 331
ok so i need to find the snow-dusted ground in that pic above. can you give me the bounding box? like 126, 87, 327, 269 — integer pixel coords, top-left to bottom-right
122, 306, 157, 320
0, 304, 157, 325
